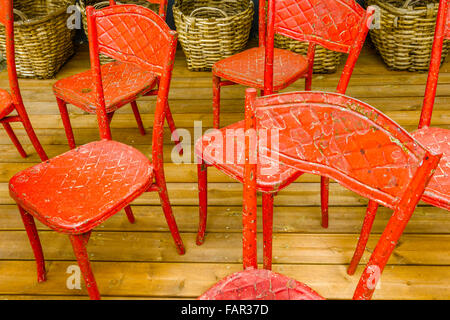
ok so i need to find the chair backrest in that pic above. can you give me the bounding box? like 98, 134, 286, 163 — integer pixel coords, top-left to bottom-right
0, 0, 25, 107
86, 4, 177, 170
108, 0, 168, 19
262, 0, 375, 95
244, 88, 441, 299
420, 0, 450, 128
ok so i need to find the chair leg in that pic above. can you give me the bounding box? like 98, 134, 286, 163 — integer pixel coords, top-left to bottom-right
262, 193, 274, 270
165, 102, 183, 155
69, 233, 100, 300
2, 122, 27, 158
124, 205, 135, 224
155, 173, 185, 255
56, 97, 76, 150
165, 101, 183, 156
130, 101, 146, 136
320, 176, 329, 228
347, 200, 379, 275
19, 114, 48, 161
197, 161, 208, 245
212, 75, 221, 129
18, 205, 46, 282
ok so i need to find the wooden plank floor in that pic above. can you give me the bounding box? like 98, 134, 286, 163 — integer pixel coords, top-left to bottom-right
0, 42, 449, 300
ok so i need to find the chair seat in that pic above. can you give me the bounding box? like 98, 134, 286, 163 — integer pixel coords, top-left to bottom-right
0, 89, 15, 119
412, 127, 450, 211
213, 47, 309, 91
9, 140, 153, 234
199, 268, 324, 300
195, 121, 303, 193
53, 61, 158, 113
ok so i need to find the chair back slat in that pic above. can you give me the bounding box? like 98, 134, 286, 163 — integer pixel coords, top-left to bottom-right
420, 0, 450, 128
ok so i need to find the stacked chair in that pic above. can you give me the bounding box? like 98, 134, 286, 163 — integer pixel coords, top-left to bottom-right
0, 0, 47, 161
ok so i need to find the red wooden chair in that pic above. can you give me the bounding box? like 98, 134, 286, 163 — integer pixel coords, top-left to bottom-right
8, 4, 185, 300
0, 0, 48, 161
347, 0, 450, 276
52, 0, 182, 155
196, 0, 375, 258
199, 88, 441, 300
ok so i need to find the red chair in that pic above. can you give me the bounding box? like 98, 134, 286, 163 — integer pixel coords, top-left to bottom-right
196, 0, 375, 264
199, 88, 441, 300
8, 4, 185, 300
0, 0, 48, 161
347, 0, 450, 276
52, 0, 182, 154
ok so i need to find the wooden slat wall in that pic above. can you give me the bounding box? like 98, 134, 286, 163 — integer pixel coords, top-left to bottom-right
0, 44, 449, 300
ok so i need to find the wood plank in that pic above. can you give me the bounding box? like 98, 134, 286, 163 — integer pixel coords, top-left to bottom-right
0, 260, 449, 299
0, 181, 446, 208
17, 97, 450, 116
1, 231, 449, 266
0, 181, 382, 207
1, 205, 447, 234
4, 110, 450, 129
0, 125, 444, 147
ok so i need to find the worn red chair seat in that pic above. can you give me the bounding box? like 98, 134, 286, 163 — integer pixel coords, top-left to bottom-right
9, 140, 153, 234
53, 61, 157, 113
199, 268, 324, 300
195, 120, 303, 193
0, 89, 15, 118
213, 47, 309, 91
412, 127, 449, 210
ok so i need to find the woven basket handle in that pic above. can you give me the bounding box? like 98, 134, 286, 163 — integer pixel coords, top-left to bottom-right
402, 0, 413, 8
190, 7, 228, 18
13, 9, 28, 21
93, 1, 118, 9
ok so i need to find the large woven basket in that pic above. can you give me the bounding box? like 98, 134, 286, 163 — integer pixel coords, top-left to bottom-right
274, 34, 343, 74
368, 0, 449, 71
0, 0, 75, 79
77, 0, 159, 64
173, 0, 254, 71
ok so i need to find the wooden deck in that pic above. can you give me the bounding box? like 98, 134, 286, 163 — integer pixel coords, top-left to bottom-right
0, 42, 449, 300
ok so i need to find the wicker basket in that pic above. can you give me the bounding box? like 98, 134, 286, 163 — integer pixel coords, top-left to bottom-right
77, 0, 159, 64
0, 0, 75, 79
274, 34, 343, 74
368, 0, 449, 71
173, 0, 254, 71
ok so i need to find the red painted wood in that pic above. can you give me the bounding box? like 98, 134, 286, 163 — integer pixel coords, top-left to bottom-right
262, 192, 274, 270
10, 140, 154, 234
0, 0, 48, 161
243, 88, 258, 270
52, 2, 182, 152
199, 269, 325, 300
347, 200, 379, 275
18, 205, 46, 283
9, 5, 184, 299
198, 1, 374, 257
348, 0, 450, 275
201, 88, 440, 300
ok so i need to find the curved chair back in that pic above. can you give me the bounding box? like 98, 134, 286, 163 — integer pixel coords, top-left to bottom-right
244, 88, 441, 299
420, 0, 450, 128
86, 4, 177, 176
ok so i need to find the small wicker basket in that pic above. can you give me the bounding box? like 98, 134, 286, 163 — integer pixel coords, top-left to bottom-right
0, 0, 75, 79
274, 34, 343, 74
368, 0, 449, 71
77, 0, 159, 64
173, 0, 254, 71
